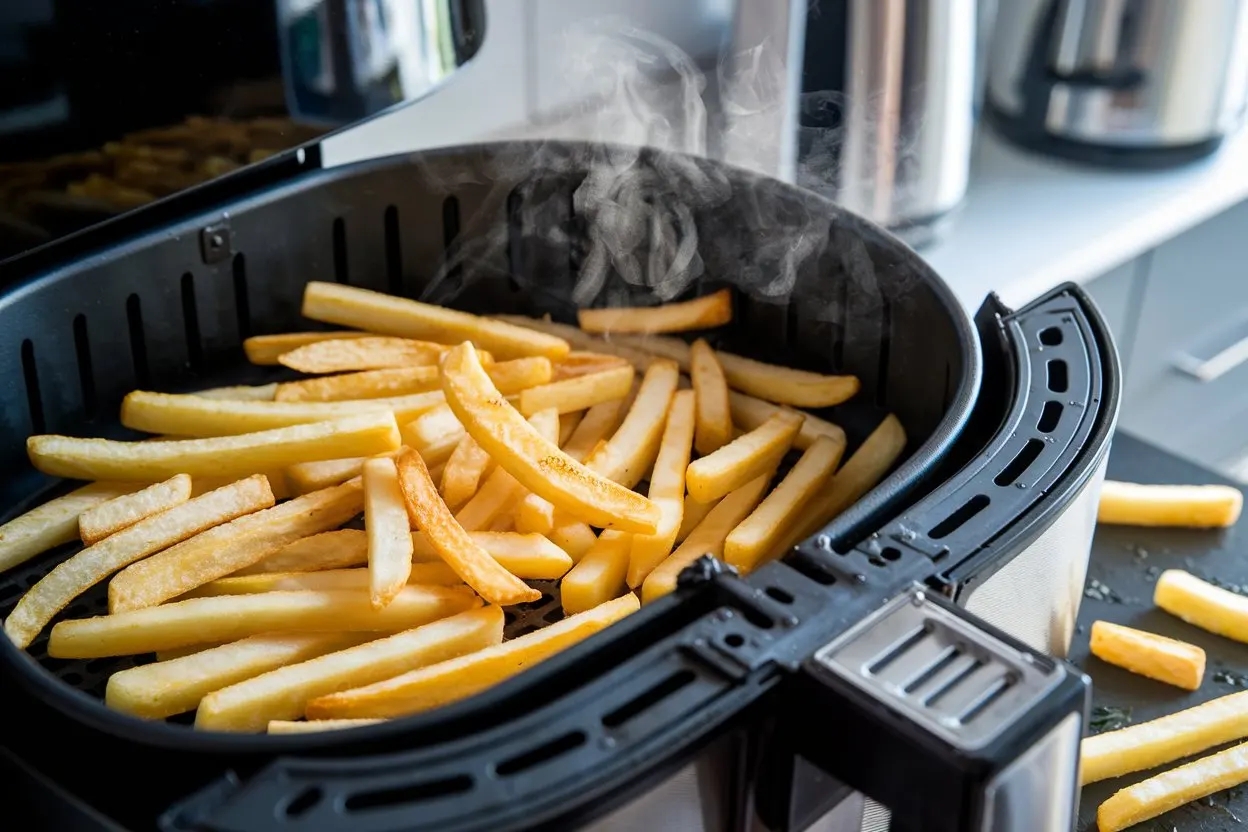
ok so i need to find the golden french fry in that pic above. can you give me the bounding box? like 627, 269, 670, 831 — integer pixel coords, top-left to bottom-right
277, 366, 440, 402
552, 352, 630, 381
49, 585, 480, 658
577, 289, 733, 334
155, 642, 223, 662
440, 433, 494, 509
724, 435, 843, 574
1090, 620, 1205, 691
676, 495, 719, 543
442, 342, 659, 533
278, 336, 447, 373
548, 522, 598, 562
268, 719, 384, 734
496, 315, 656, 370
629, 390, 696, 587
515, 493, 556, 535
28, 412, 401, 482
562, 531, 631, 615
241, 529, 367, 574
583, 359, 680, 489
396, 449, 540, 605
303, 282, 569, 360
690, 338, 733, 455
412, 531, 572, 579
106, 633, 358, 719
1155, 569, 1248, 643
286, 456, 369, 495
306, 594, 639, 718
244, 331, 368, 365
190, 563, 462, 596
193, 469, 290, 500
363, 457, 414, 609
1098, 480, 1243, 528
454, 409, 558, 532
4, 476, 275, 649
1097, 740, 1248, 832
518, 365, 635, 417
401, 404, 465, 469
194, 383, 278, 401
562, 398, 629, 462
727, 392, 845, 452
196, 606, 503, 731
481, 357, 554, 394
642, 475, 771, 604
686, 411, 801, 503
109, 480, 364, 613
79, 474, 192, 545
559, 411, 584, 445
0, 482, 140, 574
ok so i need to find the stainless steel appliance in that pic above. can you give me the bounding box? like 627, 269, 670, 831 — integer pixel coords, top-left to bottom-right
986, 0, 1248, 167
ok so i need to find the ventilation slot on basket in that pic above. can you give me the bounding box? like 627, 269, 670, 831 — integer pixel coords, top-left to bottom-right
924, 658, 984, 707
283, 787, 323, 818
1038, 326, 1063, 346
344, 775, 473, 812
602, 669, 696, 728
958, 673, 1016, 724
20, 339, 44, 434
181, 273, 203, 373
928, 494, 990, 540
72, 314, 96, 419
867, 625, 930, 676
1037, 400, 1062, 433
1047, 359, 1068, 393
384, 205, 403, 294
332, 217, 349, 284
232, 253, 251, 340
126, 293, 149, 387
495, 730, 586, 776
875, 298, 892, 406
994, 439, 1044, 487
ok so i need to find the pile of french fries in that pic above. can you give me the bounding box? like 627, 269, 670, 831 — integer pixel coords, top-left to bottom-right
0, 281, 907, 734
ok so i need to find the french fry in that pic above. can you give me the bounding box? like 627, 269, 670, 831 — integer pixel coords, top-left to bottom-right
120, 390, 441, 437
454, 409, 559, 532
559, 411, 585, 445
552, 352, 630, 381
306, 594, 639, 719
268, 719, 384, 734
395, 449, 540, 606
278, 336, 447, 373
685, 411, 801, 503
401, 404, 465, 468
642, 474, 771, 604
364, 458, 414, 609
286, 456, 369, 495
243, 331, 368, 365
189, 563, 462, 596
629, 390, 696, 587
1097, 740, 1248, 832
724, 435, 844, 574
106, 633, 359, 719
1081, 690, 1248, 784
0, 482, 139, 574
194, 383, 278, 401
562, 398, 629, 462
496, 315, 656, 370
48, 585, 480, 658
1098, 480, 1243, 528
583, 359, 680, 489
690, 338, 733, 455
108, 481, 364, 613
440, 433, 494, 509
4, 476, 275, 649
548, 522, 598, 562
1089, 620, 1206, 691
727, 392, 846, 452
78, 474, 192, 545
489, 514, 516, 533
302, 282, 569, 360
28, 411, 402, 482
192, 470, 291, 500
677, 495, 719, 543
481, 356, 554, 394
518, 365, 635, 417
562, 531, 632, 615
515, 493, 556, 535
155, 642, 223, 662
276, 366, 440, 402
241, 529, 367, 574
411, 531, 573, 579
196, 606, 503, 731
577, 289, 733, 334
1155, 569, 1248, 643
440, 342, 659, 533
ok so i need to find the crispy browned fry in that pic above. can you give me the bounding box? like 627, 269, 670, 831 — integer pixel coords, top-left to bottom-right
583, 359, 680, 489
440, 433, 494, 509
79, 475, 192, 545
396, 449, 540, 605
278, 336, 447, 373
561, 531, 631, 614
244, 332, 368, 365
0, 482, 140, 574
727, 392, 845, 452
303, 282, 569, 360
363, 457, 414, 609
305, 594, 639, 719
549, 522, 598, 561
401, 404, 465, 468
4, 476, 275, 649
28, 412, 401, 482
518, 365, 635, 416
690, 338, 733, 455
552, 352, 631, 381
49, 585, 480, 658
194, 383, 278, 401
454, 410, 559, 532
577, 289, 733, 334
239, 529, 368, 574
629, 390, 696, 587
686, 411, 802, 503
107, 480, 363, 613
277, 366, 440, 402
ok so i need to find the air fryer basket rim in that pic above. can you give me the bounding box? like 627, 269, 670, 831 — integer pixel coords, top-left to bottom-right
0, 139, 980, 753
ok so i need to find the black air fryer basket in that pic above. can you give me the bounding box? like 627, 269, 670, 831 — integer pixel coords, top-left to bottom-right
0, 142, 1118, 832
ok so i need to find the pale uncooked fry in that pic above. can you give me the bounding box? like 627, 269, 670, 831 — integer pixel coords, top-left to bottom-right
440, 433, 494, 509
268, 719, 385, 734
0, 482, 139, 574
1098, 480, 1243, 528
241, 529, 367, 574
106, 633, 359, 719
107, 480, 364, 613
552, 352, 630, 381
278, 336, 447, 373
724, 435, 843, 574
559, 411, 585, 446
194, 383, 278, 401
302, 282, 569, 360
686, 411, 802, 504
401, 404, 465, 469
28, 412, 401, 482
190, 563, 462, 596
583, 359, 680, 489
362, 457, 414, 609
518, 365, 635, 416
1089, 620, 1205, 691
244, 331, 368, 365
642, 475, 771, 604
196, 606, 503, 731
4, 476, 275, 649
577, 289, 733, 334
496, 315, 655, 370
677, 495, 719, 543
411, 531, 573, 579
120, 390, 441, 437
306, 594, 640, 719
727, 392, 846, 452
454, 409, 559, 532
1098, 740, 1248, 831
396, 449, 540, 606
629, 390, 696, 587
79, 475, 192, 545
277, 366, 440, 402
48, 585, 481, 658
441, 343, 659, 533
562, 531, 632, 614
1155, 569, 1248, 643
689, 339, 733, 455
548, 522, 598, 562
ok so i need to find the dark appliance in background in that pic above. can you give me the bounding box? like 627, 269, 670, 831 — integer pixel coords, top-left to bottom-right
986, 0, 1248, 168
0, 0, 485, 263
